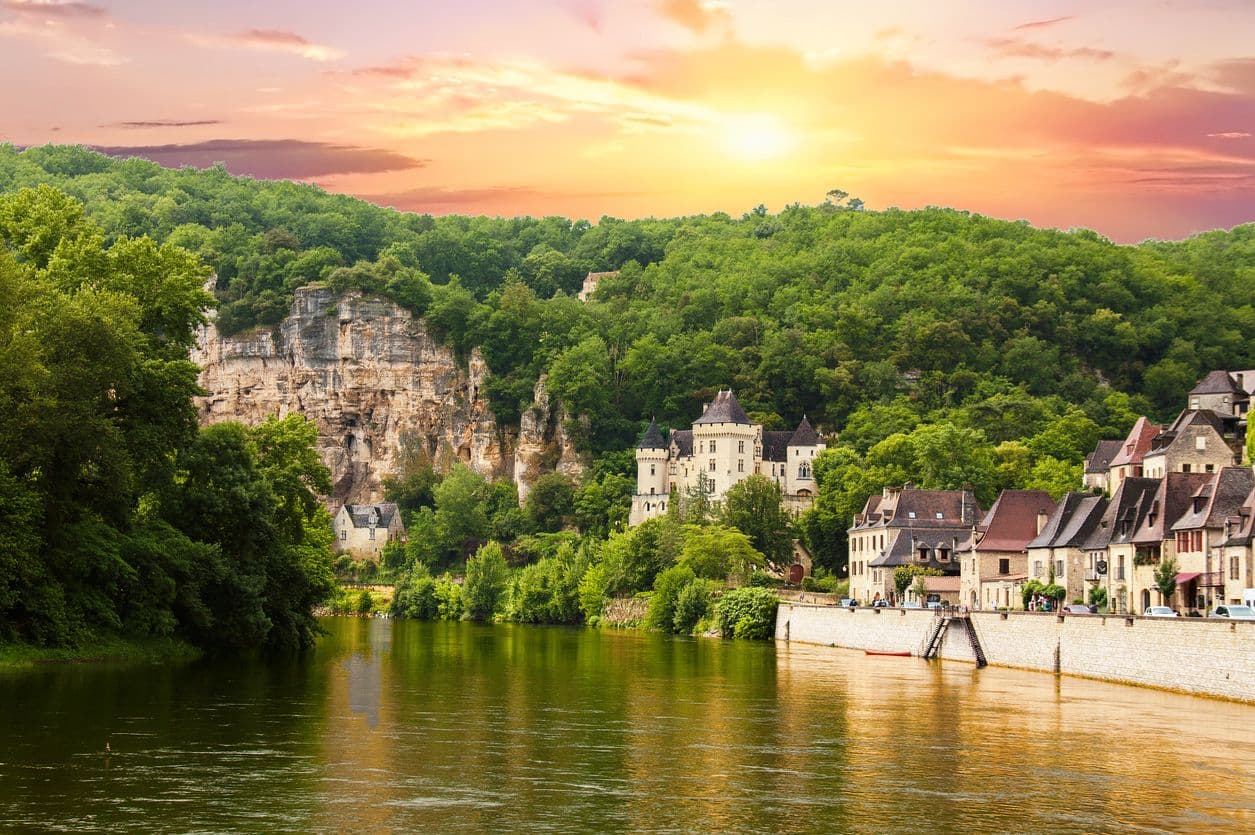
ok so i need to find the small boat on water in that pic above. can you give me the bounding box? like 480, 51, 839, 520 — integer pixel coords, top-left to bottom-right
864, 650, 911, 657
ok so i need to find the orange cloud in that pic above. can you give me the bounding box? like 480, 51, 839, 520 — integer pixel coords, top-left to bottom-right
190, 28, 344, 62
653, 0, 731, 34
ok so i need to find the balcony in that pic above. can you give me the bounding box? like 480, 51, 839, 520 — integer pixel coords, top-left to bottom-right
1199, 571, 1225, 588
1084, 571, 1102, 582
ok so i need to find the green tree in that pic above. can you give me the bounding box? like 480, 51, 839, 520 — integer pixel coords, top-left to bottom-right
645, 565, 696, 631
678, 525, 765, 581
1154, 555, 1179, 607
721, 475, 793, 569
525, 471, 575, 533
463, 541, 509, 621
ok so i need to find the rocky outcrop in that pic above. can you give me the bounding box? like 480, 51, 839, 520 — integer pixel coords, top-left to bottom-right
514, 375, 585, 502
192, 285, 581, 503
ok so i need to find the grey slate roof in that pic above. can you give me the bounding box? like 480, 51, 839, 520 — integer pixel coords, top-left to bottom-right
788, 416, 821, 446
670, 429, 693, 457
1084, 439, 1123, 474
1171, 467, 1255, 532
693, 389, 751, 425
637, 418, 666, 449
1028, 492, 1107, 550
346, 503, 400, 528
1190, 370, 1241, 395
868, 525, 970, 568
762, 431, 792, 462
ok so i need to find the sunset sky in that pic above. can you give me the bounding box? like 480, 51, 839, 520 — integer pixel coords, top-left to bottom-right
1, 0, 1252, 242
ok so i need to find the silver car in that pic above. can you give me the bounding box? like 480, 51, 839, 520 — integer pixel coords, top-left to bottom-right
1143, 606, 1178, 617
1210, 604, 1255, 621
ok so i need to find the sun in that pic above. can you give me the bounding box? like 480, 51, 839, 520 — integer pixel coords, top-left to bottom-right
720, 113, 796, 161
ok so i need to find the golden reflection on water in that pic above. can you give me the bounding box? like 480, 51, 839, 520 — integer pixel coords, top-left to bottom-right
302, 621, 1253, 832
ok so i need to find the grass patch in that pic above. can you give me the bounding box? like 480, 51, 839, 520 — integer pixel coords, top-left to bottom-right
0, 636, 202, 671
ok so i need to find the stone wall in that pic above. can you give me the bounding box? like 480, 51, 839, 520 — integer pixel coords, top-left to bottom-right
775, 603, 1255, 702
601, 597, 649, 627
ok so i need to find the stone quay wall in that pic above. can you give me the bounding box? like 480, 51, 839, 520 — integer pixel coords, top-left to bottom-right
775, 603, 1255, 703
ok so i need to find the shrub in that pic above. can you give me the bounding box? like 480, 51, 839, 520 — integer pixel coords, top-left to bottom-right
714, 587, 778, 640
673, 580, 713, 635
355, 590, 374, 614
646, 565, 696, 631
747, 570, 782, 588
390, 566, 439, 619
577, 562, 610, 620
1087, 585, 1107, 609
435, 574, 463, 619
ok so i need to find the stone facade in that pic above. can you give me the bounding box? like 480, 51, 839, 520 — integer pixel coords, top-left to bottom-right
334, 502, 405, 560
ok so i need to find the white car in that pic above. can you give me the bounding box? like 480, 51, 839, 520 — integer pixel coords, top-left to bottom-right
1210, 604, 1255, 621
1143, 606, 1178, 617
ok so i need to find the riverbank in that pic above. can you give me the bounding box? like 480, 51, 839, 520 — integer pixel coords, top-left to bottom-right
0, 636, 202, 671
776, 602, 1255, 703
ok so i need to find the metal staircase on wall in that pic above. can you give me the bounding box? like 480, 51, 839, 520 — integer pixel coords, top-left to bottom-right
922, 610, 988, 668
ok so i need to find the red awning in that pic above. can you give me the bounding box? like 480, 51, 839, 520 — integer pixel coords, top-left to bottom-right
1175, 572, 1201, 584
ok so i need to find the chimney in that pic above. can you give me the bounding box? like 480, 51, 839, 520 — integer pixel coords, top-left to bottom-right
1037, 510, 1049, 534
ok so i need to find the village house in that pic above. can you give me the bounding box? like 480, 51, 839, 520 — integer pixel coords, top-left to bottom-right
1082, 439, 1123, 493
629, 390, 825, 526
577, 270, 618, 302
1026, 491, 1110, 606
1119, 472, 1213, 614
1140, 409, 1240, 478
1106, 417, 1161, 490
1220, 486, 1255, 606
333, 502, 405, 561
847, 485, 981, 604
958, 489, 1056, 610
1167, 466, 1254, 613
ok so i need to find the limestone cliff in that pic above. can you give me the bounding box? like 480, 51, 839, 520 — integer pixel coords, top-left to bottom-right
192, 285, 581, 503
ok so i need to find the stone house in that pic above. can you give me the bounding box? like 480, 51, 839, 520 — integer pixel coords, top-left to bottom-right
1141, 409, 1240, 478
958, 489, 1056, 610
1168, 467, 1254, 613
1106, 416, 1161, 489
1220, 486, 1255, 606
1187, 369, 1251, 423
848, 485, 981, 604
333, 502, 405, 560
1083, 439, 1123, 493
1088, 478, 1160, 613
1026, 491, 1109, 605
629, 391, 825, 525
1120, 472, 1213, 613
577, 270, 618, 302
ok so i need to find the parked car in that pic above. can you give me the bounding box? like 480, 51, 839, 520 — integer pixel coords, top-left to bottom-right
1143, 606, 1178, 617
925, 601, 943, 610
1062, 604, 1095, 614
901, 601, 921, 609
1210, 605, 1255, 621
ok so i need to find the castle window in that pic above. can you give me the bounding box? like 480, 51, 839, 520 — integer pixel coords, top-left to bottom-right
340, 530, 347, 541
709, 459, 716, 472
999, 558, 1010, 575
738, 440, 744, 453
650, 464, 655, 476
798, 462, 811, 479
738, 459, 744, 473
710, 440, 716, 453
650, 486, 655, 494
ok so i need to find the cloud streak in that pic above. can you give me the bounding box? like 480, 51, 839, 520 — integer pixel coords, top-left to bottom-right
106, 119, 225, 129
91, 139, 424, 179
189, 29, 345, 62
1, 0, 106, 18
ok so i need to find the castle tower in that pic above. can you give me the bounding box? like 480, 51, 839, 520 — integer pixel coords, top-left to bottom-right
630, 419, 670, 525
785, 415, 823, 498
691, 390, 758, 505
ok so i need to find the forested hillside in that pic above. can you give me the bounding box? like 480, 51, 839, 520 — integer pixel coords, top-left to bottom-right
3, 143, 1252, 573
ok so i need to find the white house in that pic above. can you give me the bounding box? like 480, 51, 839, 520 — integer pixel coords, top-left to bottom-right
333, 502, 406, 560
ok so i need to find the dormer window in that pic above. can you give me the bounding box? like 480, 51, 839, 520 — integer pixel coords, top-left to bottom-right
935, 512, 943, 519
907, 511, 916, 519
918, 548, 929, 562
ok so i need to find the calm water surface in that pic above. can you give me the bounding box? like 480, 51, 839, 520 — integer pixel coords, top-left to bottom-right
1, 618, 1252, 833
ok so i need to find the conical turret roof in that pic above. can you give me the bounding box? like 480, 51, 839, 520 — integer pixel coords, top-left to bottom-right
693, 389, 751, 425
637, 418, 666, 449
788, 415, 820, 446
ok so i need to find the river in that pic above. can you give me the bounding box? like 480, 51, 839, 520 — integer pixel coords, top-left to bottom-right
1, 618, 1252, 832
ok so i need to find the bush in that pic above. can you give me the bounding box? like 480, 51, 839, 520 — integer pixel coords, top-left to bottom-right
1087, 585, 1107, 609
355, 590, 374, 614
390, 566, 439, 619
801, 574, 838, 593
577, 562, 610, 621
714, 587, 778, 640
747, 570, 782, 588
646, 565, 696, 631
673, 580, 713, 635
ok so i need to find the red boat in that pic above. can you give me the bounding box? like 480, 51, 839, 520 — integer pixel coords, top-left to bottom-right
864, 650, 911, 657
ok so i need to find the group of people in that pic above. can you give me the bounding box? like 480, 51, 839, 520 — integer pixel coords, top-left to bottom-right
1026, 595, 1059, 612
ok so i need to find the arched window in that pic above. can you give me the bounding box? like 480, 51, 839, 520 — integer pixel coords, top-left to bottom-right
798, 462, 811, 479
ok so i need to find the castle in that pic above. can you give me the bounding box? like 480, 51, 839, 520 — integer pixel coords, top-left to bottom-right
629, 390, 826, 525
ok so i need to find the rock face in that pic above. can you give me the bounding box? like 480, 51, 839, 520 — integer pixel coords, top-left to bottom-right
192, 285, 581, 503
514, 375, 585, 503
